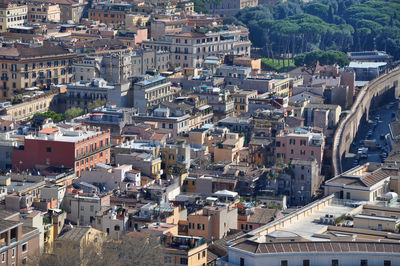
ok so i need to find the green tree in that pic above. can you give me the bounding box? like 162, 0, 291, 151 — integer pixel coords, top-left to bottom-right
65, 107, 84, 120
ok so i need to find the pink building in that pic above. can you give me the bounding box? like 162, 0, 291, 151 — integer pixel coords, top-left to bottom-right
275, 128, 324, 165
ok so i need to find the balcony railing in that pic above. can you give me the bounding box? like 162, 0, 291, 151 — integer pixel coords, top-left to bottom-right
76, 144, 111, 160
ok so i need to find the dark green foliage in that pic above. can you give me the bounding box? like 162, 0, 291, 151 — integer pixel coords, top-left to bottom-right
210, 0, 400, 60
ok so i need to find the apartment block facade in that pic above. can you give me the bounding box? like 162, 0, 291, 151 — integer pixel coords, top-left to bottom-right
142, 25, 251, 68
0, 3, 27, 33
0, 43, 76, 100
12, 126, 111, 176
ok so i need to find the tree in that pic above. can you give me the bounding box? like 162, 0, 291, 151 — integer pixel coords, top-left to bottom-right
65, 107, 84, 120
35, 234, 164, 266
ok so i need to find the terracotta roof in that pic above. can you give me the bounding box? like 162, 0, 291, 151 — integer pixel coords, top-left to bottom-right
233, 241, 400, 254
247, 208, 279, 224
150, 133, 166, 141
39, 127, 59, 134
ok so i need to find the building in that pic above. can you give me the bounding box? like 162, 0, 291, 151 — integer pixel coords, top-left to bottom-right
115, 152, 162, 179
93, 206, 129, 239
27, 2, 60, 23
275, 127, 325, 165
347, 61, 387, 81
12, 125, 111, 177
324, 163, 394, 201
88, 3, 132, 25
192, 86, 234, 119
287, 158, 321, 205
0, 3, 27, 33
232, 89, 257, 114
55, 226, 107, 255
0, 42, 76, 100
160, 140, 191, 171
64, 193, 110, 226
219, 195, 400, 266
133, 75, 174, 113
0, 89, 60, 121
206, 0, 258, 16
72, 56, 101, 83
162, 235, 207, 266
79, 103, 136, 144
142, 25, 251, 68
187, 203, 237, 241
80, 164, 140, 192
66, 78, 120, 111
0, 209, 40, 266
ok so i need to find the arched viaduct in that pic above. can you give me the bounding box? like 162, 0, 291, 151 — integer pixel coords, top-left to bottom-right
332, 68, 400, 176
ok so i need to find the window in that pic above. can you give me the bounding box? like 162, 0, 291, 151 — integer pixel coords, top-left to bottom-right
164, 256, 171, 263
114, 225, 120, 231
240, 258, 245, 266
332, 260, 339, 266
202, 251, 206, 257
22, 258, 27, 266
22, 243, 28, 252
1, 253, 5, 263
46, 147, 52, 152
303, 260, 310, 266
281, 261, 288, 266
384, 260, 391, 266
180, 258, 188, 264
360, 260, 368, 266
11, 248, 15, 258
197, 224, 201, 230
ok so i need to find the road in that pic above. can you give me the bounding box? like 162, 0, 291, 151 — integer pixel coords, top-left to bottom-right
342, 100, 399, 172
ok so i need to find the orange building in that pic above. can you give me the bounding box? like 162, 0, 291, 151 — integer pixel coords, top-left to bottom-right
13, 125, 110, 176
88, 3, 132, 25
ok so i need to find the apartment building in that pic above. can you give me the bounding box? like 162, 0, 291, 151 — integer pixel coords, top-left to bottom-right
0, 89, 59, 121
206, 0, 258, 16
232, 89, 257, 114
275, 127, 325, 165
0, 42, 76, 100
88, 3, 132, 25
142, 25, 251, 68
192, 86, 234, 119
187, 203, 237, 240
286, 158, 321, 205
80, 103, 136, 144
12, 125, 111, 177
160, 140, 191, 171
0, 3, 27, 33
133, 75, 174, 113
115, 152, 162, 179
214, 133, 245, 163
28, 3, 60, 23
162, 235, 207, 266
0, 210, 40, 266
63, 193, 110, 226
72, 56, 101, 82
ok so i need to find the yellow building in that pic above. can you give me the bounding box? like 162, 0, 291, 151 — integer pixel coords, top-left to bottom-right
214, 133, 245, 163
163, 235, 207, 266
0, 42, 76, 100
232, 89, 257, 114
0, 3, 27, 33
0, 89, 59, 121
272, 77, 291, 97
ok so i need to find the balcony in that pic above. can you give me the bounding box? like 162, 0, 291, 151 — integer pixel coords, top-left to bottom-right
76, 144, 111, 160
1, 76, 8, 81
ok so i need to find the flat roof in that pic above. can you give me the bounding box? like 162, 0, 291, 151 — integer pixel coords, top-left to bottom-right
349, 61, 387, 68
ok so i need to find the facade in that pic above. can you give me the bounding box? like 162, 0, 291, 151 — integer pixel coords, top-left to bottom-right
28, 3, 60, 22
133, 75, 174, 113
275, 127, 325, 165
0, 210, 40, 266
12, 125, 111, 177
88, 3, 132, 25
0, 3, 27, 33
206, 0, 258, 16
163, 235, 207, 266
0, 89, 59, 121
115, 152, 162, 179
287, 159, 321, 205
142, 25, 251, 68
324, 163, 392, 201
187, 204, 237, 240
0, 43, 76, 100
